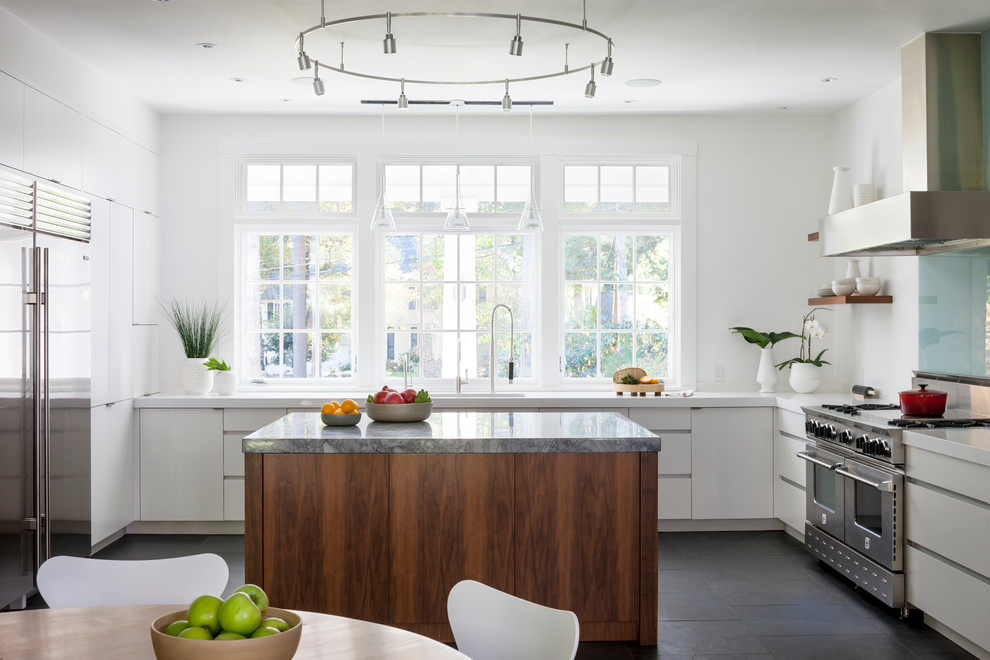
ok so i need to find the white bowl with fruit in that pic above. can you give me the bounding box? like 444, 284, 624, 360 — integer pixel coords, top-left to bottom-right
365, 387, 433, 422
150, 584, 301, 660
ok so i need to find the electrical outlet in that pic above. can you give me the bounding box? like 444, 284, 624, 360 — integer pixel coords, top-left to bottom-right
713, 363, 724, 382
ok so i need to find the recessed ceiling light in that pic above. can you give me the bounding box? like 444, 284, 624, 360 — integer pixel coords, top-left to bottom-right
196, 42, 217, 49
281, 99, 292, 102
777, 106, 792, 110
153, 0, 172, 3
230, 78, 245, 83
821, 77, 838, 83
624, 99, 638, 104
290, 76, 313, 86
625, 78, 662, 88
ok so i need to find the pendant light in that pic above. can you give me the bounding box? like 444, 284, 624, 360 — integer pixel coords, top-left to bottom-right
517, 107, 543, 231
443, 103, 470, 231
370, 105, 396, 230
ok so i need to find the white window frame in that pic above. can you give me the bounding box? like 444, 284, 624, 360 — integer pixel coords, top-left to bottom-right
560, 157, 680, 221
235, 156, 357, 219
234, 224, 359, 387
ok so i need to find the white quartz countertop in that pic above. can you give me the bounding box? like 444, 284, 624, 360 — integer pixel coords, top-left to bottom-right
133, 389, 846, 414
244, 411, 661, 454
903, 428, 990, 467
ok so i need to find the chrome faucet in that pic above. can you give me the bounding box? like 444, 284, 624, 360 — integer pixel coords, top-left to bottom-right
454, 339, 468, 394
490, 304, 514, 393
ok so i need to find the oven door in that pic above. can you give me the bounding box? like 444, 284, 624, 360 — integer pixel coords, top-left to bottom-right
798, 444, 845, 541
838, 460, 903, 571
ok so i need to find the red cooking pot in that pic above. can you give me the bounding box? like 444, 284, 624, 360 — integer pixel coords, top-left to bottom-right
899, 384, 947, 416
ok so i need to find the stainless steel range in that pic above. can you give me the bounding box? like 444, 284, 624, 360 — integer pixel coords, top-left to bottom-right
799, 397, 990, 612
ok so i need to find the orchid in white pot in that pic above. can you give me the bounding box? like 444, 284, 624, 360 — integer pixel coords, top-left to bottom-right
775, 307, 831, 394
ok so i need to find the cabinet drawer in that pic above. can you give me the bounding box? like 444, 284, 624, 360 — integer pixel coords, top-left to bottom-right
627, 408, 691, 431
906, 482, 990, 577
659, 477, 691, 520
907, 546, 990, 651
223, 408, 286, 432
776, 408, 806, 439
224, 478, 245, 521
658, 433, 690, 475
774, 476, 806, 534
223, 432, 246, 477
774, 432, 806, 486
906, 446, 990, 505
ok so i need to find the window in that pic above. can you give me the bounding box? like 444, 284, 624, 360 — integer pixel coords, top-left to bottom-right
383, 233, 536, 382
241, 161, 354, 214
386, 164, 531, 213
562, 233, 673, 380
241, 231, 355, 380
563, 164, 670, 213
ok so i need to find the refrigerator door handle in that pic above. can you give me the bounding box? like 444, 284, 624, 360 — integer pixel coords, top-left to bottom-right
42, 247, 50, 562
30, 246, 43, 572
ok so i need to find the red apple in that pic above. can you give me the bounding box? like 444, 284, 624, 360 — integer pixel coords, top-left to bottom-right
400, 388, 417, 403
381, 385, 397, 392
384, 392, 404, 404
373, 390, 389, 403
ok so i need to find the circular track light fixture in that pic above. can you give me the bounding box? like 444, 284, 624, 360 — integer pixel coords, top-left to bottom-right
294, 2, 616, 101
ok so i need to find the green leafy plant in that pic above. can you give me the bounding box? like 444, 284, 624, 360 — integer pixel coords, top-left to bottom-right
620, 374, 641, 385
729, 327, 799, 349
160, 298, 228, 359
203, 357, 231, 371
775, 307, 831, 369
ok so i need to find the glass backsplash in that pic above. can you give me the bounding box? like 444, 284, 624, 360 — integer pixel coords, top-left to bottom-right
919, 247, 990, 378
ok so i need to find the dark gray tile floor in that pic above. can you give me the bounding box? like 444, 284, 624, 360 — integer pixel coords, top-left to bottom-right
26, 530, 975, 659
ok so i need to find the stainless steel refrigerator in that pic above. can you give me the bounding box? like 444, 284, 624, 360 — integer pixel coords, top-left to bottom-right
0, 168, 91, 610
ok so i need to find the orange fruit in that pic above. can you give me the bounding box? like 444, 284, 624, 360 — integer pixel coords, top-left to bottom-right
332, 409, 346, 415
320, 403, 334, 414
340, 399, 359, 414
639, 376, 651, 384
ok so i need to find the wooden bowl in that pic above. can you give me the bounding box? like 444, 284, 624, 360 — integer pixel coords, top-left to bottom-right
321, 411, 361, 426
365, 401, 432, 422
150, 607, 302, 660
612, 367, 647, 384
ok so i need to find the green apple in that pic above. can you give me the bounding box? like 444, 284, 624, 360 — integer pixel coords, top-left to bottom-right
187, 594, 223, 636
177, 626, 212, 640
249, 626, 281, 638
214, 632, 247, 641
259, 616, 290, 632
218, 592, 262, 636
162, 619, 190, 637
234, 583, 269, 616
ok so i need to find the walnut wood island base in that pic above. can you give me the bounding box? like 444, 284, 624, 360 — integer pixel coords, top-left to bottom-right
244, 411, 660, 645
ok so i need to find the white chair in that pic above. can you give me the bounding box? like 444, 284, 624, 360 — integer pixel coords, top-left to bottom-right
36, 553, 229, 608
447, 579, 580, 660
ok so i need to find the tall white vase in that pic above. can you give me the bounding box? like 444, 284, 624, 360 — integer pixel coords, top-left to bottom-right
845, 258, 862, 280
213, 370, 238, 396
789, 363, 822, 394
182, 358, 214, 395
828, 166, 853, 215
756, 347, 778, 393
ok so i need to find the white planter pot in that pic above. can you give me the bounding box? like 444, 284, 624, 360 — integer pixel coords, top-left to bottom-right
213, 370, 238, 396
756, 347, 777, 393
182, 358, 214, 395
788, 363, 822, 394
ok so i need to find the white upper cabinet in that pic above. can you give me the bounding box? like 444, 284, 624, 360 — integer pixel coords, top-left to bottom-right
108, 203, 134, 404
81, 119, 132, 204
0, 72, 24, 169
23, 87, 81, 189
131, 142, 160, 217
89, 197, 112, 407
132, 212, 161, 324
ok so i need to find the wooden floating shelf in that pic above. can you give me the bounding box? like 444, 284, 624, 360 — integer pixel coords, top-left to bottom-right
808, 295, 893, 305
808, 232, 820, 242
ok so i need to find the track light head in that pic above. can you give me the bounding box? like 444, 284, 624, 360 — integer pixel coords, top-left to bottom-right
313, 72, 326, 96
584, 64, 596, 98
502, 80, 512, 112
509, 14, 523, 56
298, 51, 312, 70
600, 56, 613, 77
383, 12, 396, 54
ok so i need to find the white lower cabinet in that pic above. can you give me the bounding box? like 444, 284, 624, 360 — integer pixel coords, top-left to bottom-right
774, 408, 807, 535
140, 409, 223, 521
221, 408, 286, 521
91, 400, 135, 545
691, 408, 773, 519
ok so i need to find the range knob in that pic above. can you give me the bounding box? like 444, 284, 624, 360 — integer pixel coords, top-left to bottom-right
838, 429, 854, 445
878, 440, 891, 457
824, 424, 837, 439
806, 419, 818, 435
855, 434, 869, 450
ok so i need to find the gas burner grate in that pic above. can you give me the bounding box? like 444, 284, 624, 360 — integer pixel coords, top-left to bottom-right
855, 403, 901, 411
821, 403, 901, 416
822, 404, 861, 415
888, 418, 990, 429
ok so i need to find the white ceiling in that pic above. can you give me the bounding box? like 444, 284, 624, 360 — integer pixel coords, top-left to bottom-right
3, 0, 990, 115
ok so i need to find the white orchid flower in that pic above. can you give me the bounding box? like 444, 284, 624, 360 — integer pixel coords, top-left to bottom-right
804, 318, 827, 338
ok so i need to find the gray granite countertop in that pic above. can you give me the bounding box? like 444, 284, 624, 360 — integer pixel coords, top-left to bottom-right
243, 411, 660, 454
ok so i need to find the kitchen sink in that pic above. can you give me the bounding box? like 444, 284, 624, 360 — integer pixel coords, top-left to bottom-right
440, 392, 528, 397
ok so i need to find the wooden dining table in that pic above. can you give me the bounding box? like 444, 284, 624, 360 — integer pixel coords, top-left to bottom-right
0, 604, 469, 659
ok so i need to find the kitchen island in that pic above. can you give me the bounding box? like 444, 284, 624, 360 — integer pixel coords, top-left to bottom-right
243, 411, 660, 645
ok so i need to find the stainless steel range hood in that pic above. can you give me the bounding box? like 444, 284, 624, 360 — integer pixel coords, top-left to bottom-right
821, 33, 990, 257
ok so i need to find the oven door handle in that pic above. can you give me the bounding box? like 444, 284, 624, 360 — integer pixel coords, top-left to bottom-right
834, 466, 894, 492
796, 451, 842, 470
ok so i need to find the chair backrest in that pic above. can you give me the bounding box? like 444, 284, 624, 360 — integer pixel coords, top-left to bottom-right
37, 553, 229, 608
447, 579, 580, 660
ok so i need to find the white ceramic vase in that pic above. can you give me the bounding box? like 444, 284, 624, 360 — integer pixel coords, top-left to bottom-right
828, 166, 853, 215
182, 358, 214, 395
756, 347, 778, 393
845, 258, 862, 280
789, 363, 822, 394
213, 370, 238, 396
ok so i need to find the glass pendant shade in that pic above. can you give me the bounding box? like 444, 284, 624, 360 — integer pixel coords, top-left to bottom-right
443, 171, 470, 231
370, 174, 396, 230
517, 189, 543, 231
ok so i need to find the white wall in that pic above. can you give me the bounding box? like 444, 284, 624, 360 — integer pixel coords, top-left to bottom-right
830, 81, 919, 399
160, 112, 833, 393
